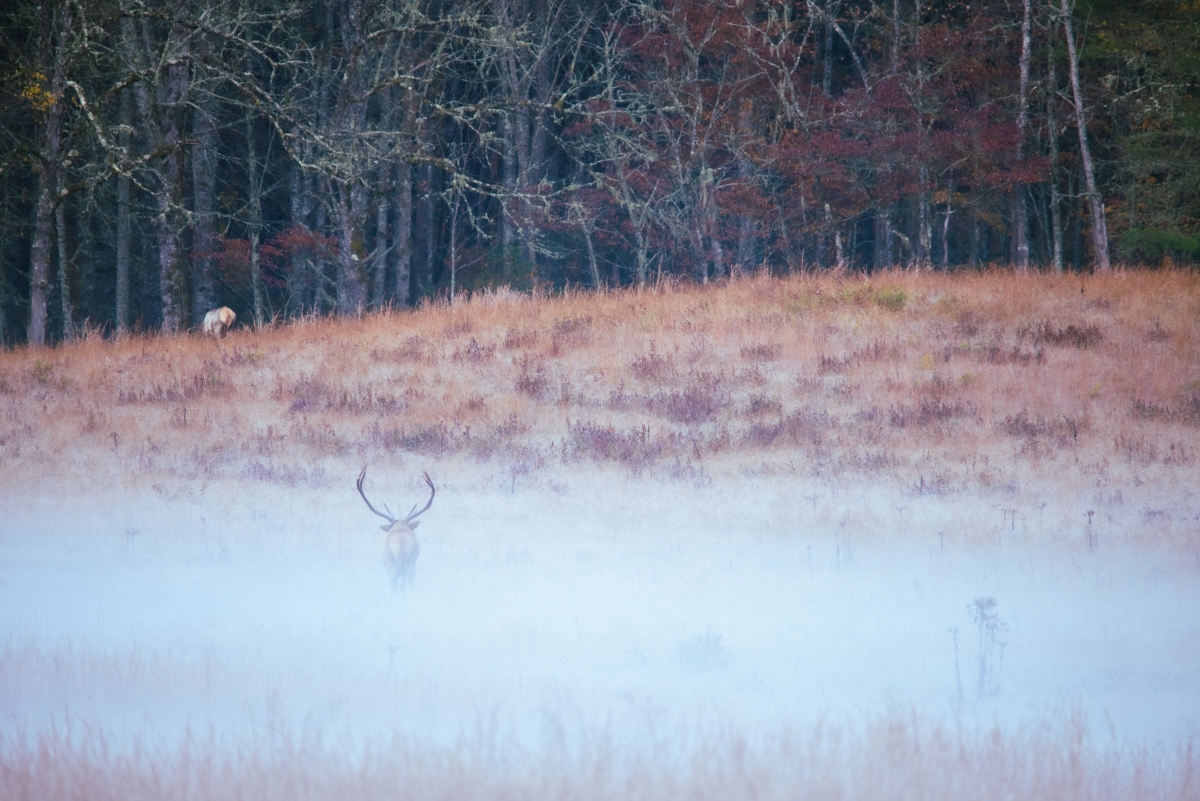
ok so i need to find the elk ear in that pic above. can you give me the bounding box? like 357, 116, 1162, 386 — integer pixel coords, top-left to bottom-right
410, 520, 420, 529
380, 524, 392, 532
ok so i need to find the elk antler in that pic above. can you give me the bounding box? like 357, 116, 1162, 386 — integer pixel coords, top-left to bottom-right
404, 471, 436, 524
356, 466, 397, 524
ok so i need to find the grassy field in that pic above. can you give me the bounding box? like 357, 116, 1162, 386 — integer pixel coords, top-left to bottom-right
2, 269, 1198, 505
2, 270, 1198, 799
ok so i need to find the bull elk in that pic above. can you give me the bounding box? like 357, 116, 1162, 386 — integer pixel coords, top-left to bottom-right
356, 467, 436, 590
202, 307, 236, 339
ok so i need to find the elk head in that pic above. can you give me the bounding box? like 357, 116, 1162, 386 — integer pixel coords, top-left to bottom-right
202, 306, 236, 340
356, 467, 435, 591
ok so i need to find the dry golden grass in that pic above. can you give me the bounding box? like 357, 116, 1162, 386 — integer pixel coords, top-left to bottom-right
1, 712, 1193, 801
2, 270, 1198, 507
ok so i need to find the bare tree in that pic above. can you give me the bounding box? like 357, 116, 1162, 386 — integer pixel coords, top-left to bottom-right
393, 150, 414, 306
1012, 0, 1032, 272
27, 1, 74, 347
115, 82, 134, 333
55, 157, 76, 340
1058, 0, 1109, 272
244, 110, 267, 328
190, 75, 220, 327
1046, 21, 1064, 274
123, 5, 194, 333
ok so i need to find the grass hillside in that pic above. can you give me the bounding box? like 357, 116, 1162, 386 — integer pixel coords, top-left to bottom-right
3, 270, 1198, 518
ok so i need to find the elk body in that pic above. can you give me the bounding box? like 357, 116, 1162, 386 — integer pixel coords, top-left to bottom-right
202, 307, 236, 339
356, 468, 435, 590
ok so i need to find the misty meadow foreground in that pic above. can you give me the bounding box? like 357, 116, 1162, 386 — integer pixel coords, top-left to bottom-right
1, 271, 1198, 799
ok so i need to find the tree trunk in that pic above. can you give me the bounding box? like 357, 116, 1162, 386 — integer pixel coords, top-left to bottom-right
1060, 0, 1110, 272
29, 187, 54, 347
634, 228, 650, 287
891, 0, 901, 72
394, 159, 413, 307
825, 203, 844, 268
496, 0, 546, 278
137, 217, 155, 329
27, 2, 72, 347
970, 214, 982, 269
1047, 43, 1064, 274
55, 175, 74, 340
416, 162, 435, 296
531, 47, 550, 188
735, 102, 756, 270
874, 210, 892, 271
287, 163, 309, 316
246, 113, 265, 328
191, 94, 219, 324
447, 193, 460, 300
0, 238, 10, 344
737, 216, 755, 270
1073, 200, 1084, 270
709, 227, 725, 279
779, 191, 799, 272
161, 30, 190, 333
496, 0, 519, 272
615, 171, 651, 287
823, 20, 833, 97
373, 191, 390, 308
152, 161, 187, 334
335, 182, 367, 316
1012, 0, 1032, 271
77, 193, 95, 326
115, 37, 133, 334
500, 111, 518, 271
249, 221, 264, 328
941, 177, 954, 270
918, 166, 932, 268
520, 42, 552, 276
516, 113, 538, 276
690, 204, 708, 283
583, 221, 601, 288
130, 20, 191, 334
315, 179, 335, 313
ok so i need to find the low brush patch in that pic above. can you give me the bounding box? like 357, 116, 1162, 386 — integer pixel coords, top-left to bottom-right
1022, 321, 1103, 349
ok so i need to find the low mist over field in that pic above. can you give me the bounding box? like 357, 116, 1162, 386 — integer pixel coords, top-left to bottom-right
2, 272, 1198, 799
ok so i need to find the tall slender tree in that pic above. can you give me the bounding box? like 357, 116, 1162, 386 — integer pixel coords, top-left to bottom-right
1059, 0, 1109, 272
1012, 0, 1032, 271
27, 1, 74, 346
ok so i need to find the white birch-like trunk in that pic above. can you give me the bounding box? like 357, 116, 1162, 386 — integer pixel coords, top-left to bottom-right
583, 223, 601, 289
942, 177, 954, 270
1047, 41, 1064, 274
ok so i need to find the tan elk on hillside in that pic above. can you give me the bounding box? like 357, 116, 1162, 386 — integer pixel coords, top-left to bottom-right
356, 467, 436, 590
202, 307, 236, 339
